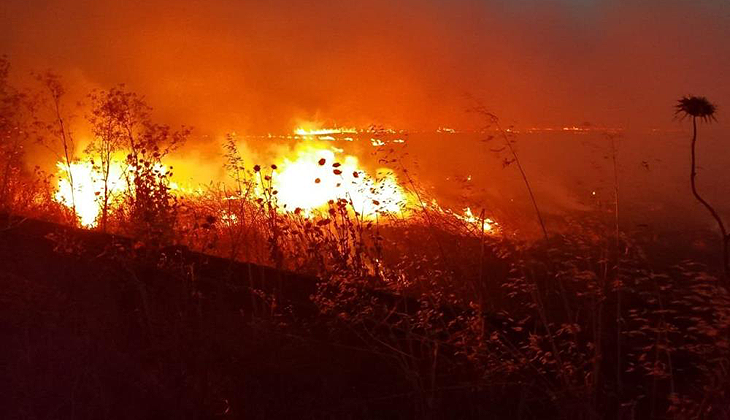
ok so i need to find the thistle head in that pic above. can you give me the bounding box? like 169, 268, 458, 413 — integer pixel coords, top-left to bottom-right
676, 96, 717, 122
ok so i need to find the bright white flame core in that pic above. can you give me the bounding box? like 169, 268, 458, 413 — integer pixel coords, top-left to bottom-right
271, 146, 405, 216
55, 161, 127, 227
54, 137, 495, 233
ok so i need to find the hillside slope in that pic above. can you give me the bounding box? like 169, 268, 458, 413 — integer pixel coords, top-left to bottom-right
0, 216, 416, 419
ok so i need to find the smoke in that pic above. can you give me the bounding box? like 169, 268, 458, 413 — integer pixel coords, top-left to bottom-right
2, 0, 730, 234
2, 0, 728, 134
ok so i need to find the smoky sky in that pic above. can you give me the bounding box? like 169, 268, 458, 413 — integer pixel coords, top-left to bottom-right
1, 0, 729, 134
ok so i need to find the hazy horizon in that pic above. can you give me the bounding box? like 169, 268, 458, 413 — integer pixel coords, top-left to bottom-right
2, 0, 729, 135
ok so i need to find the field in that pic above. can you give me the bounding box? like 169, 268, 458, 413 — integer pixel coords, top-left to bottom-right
1, 57, 730, 419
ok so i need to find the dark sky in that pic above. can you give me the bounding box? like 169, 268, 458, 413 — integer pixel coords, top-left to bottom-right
2, 0, 729, 134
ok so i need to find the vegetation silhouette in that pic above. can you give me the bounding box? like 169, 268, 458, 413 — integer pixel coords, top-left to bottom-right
1, 57, 730, 419
676, 96, 728, 280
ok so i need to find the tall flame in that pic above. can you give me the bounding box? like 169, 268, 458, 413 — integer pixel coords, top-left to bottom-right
53, 133, 495, 233
55, 161, 127, 227
270, 145, 406, 216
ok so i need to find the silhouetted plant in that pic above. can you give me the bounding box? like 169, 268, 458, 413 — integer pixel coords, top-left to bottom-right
85, 88, 126, 230
472, 106, 549, 240
675, 96, 728, 279
86, 85, 189, 242
34, 71, 78, 220
0, 57, 34, 213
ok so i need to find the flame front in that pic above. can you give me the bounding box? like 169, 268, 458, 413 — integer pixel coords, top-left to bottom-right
55, 161, 127, 227
294, 127, 357, 136
53, 135, 495, 233
458, 207, 494, 232
270, 145, 406, 216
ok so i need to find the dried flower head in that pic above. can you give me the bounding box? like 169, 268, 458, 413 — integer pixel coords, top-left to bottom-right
676, 96, 717, 122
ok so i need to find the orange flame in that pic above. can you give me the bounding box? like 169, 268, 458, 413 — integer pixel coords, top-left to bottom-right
55, 160, 127, 227
54, 132, 496, 233
269, 144, 406, 217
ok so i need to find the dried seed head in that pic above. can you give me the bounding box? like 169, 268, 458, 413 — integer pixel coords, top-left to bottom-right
676, 96, 717, 122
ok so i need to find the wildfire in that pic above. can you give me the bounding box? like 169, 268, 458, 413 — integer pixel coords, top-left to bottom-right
53, 134, 496, 234
55, 160, 127, 227
269, 145, 406, 216
54, 158, 178, 227
294, 127, 358, 136
458, 207, 495, 232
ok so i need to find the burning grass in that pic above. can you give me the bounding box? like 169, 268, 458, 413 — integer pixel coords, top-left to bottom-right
36, 136, 730, 418
1, 59, 729, 419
